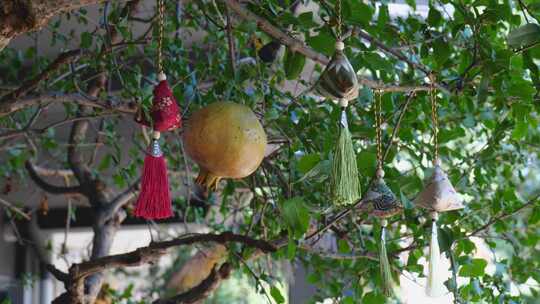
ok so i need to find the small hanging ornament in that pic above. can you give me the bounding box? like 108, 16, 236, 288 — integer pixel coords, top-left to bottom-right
133, 0, 182, 220
415, 80, 463, 297
316, 0, 361, 205
359, 91, 403, 297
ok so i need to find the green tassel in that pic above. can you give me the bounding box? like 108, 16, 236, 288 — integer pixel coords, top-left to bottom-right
379, 224, 394, 297
330, 109, 361, 205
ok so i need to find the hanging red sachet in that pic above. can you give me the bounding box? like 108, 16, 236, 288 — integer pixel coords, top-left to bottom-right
133, 0, 181, 220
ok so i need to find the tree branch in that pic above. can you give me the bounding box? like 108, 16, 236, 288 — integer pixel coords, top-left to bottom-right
0, 49, 83, 103
0, 92, 137, 118
0, 197, 31, 220
467, 193, 540, 237
355, 28, 451, 94
25, 161, 82, 195
0, 0, 113, 51
224, 0, 434, 93
48, 232, 274, 303
154, 263, 232, 304
103, 179, 140, 221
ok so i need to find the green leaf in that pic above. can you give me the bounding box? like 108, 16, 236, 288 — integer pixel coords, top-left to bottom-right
507, 23, 540, 49
284, 48, 306, 80
296, 160, 330, 183
362, 292, 385, 304
438, 227, 454, 253
297, 12, 317, 28
345, 0, 373, 26
270, 285, 285, 304
297, 154, 321, 173
306, 32, 335, 57
511, 120, 528, 139
279, 197, 311, 238
459, 258, 488, 277
337, 239, 351, 253
400, 190, 414, 209
427, 6, 442, 27
529, 206, 540, 224
80, 32, 93, 49
476, 72, 490, 103
433, 38, 451, 66
342, 297, 355, 304
287, 239, 296, 259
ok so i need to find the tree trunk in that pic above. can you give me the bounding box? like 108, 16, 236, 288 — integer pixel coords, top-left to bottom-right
0, 0, 108, 51
85, 208, 126, 302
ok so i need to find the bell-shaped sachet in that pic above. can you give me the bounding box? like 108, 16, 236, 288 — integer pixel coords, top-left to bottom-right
415, 161, 463, 297
135, 75, 182, 132
316, 41, 359, 102
134, 73, 182, 220
415, 162, 463, 212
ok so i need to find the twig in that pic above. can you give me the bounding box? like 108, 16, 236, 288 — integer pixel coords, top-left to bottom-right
25, 161, 83, 195
225, 6, 237, 76
355, 28, 451, 94
0, 92, 137, 118
466, 193, 540, 237
224, 0, 438, 93
0, 197, 31, 220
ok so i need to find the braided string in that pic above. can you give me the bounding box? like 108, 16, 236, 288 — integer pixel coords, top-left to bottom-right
157, 0, 165, 73
336, 0, 342, 41
376, 91, 383, 171
429, 77, 439, 163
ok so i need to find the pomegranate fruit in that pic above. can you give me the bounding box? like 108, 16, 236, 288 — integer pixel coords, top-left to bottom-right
182, 102, 267, 190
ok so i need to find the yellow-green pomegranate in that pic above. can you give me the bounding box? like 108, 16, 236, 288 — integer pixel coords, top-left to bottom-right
182, 102, 267, 190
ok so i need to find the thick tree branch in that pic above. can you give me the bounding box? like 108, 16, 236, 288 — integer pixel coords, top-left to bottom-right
0, 49, 82, 103
25, 161, 83, 195
72, 232, 275, 279
0, 0, 113, 51
103, 179, 140, 220
48, 232, 274, 303
224, 0, 434, 93
154, 263, 232, 304
0, 92, 137, 118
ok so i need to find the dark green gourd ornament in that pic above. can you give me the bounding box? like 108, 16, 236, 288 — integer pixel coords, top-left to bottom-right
318, 41, 361, 206
316, 41, 359, 102
313, 0, 360, 206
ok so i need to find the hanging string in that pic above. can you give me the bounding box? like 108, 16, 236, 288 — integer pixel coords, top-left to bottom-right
157, 0, 165, 74
336, 0, 342, 41
429, 76, 439, 164
376, 90, 383, 172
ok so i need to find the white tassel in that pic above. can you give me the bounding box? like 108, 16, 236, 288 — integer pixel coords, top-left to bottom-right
426, 214, 447, 297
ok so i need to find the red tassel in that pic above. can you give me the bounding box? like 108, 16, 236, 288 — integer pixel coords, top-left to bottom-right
134, 140, 172, 220
134, 73, 179, 220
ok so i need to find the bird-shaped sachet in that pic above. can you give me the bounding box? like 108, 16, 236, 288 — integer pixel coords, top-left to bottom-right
361, 175, 403, 218
359, 169, 403, 297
